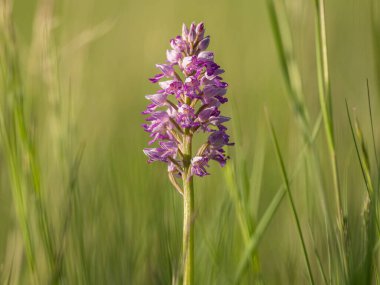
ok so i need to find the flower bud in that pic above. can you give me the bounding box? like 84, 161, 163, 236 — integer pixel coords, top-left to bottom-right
196, 22, 205, 39
198, 36, 210, 51
188, 22, 196, 42
182, 23, 188, 40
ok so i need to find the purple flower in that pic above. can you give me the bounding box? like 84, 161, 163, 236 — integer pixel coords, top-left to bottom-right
167, 49, 182, 63
203, 85, 226, 98
208, 130, 233, 149
197, 106, 216, 122
177, 104, 197, 128
143, 22, 233, 178
205, 148, 228, 167
191, 156, 209, 177
156, 64, 174, 77
198, 51, 214, 61
143, 111, 174, 144
171, 36, 187, 52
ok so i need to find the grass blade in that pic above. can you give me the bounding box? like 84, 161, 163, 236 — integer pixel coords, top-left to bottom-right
266, 111, 315, 285
234, 111, 322, 284
234, 187, 286, 284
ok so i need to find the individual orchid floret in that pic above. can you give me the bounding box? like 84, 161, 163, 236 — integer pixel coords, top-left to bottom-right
190, 156, 209, 177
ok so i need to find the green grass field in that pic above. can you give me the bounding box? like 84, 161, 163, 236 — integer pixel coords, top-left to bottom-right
1, 0, 380, 284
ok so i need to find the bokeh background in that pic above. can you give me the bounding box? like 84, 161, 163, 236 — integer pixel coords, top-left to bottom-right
1, 0, 379, 284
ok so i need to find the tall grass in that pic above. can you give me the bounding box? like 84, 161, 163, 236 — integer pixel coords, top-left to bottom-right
0, 0, 379, 284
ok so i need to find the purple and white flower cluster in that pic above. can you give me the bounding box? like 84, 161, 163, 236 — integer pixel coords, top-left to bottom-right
143, 22, 233, 178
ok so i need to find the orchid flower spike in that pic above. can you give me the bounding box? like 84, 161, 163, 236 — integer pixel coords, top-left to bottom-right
143, 22, 233, 190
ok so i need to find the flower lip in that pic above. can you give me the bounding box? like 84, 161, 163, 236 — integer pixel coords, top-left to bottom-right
149, 74, 164, 83
203, 85, 227, 98
208, 130, 233, 149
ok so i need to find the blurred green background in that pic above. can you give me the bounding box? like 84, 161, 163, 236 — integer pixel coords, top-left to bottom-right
1, 0, 379, 284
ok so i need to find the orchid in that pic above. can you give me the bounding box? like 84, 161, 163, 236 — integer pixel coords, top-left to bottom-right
142, 22, 233, 285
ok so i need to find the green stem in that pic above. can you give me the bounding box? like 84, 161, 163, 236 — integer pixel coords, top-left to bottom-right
268, 117, 315, 285
314, 0, 348, 278
182, 133, 194, 285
